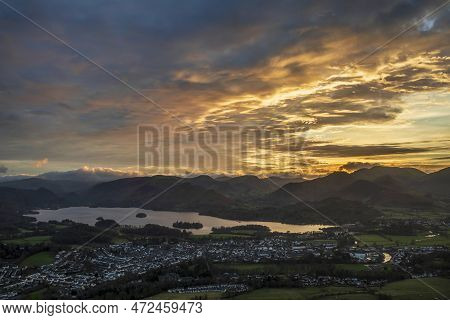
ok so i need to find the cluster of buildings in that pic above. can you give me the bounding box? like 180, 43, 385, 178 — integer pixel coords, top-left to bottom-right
203, 238, 339, 262
348, 248, 383, 263
390, 246, 446, 264
294, 274, 386, 288
0, 264, 22, 299
0, 242, 205, 298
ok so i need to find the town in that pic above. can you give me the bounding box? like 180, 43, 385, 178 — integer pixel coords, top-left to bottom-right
1, 231, 448, 299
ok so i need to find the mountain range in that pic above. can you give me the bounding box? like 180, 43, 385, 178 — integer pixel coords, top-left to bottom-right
0, 167, 136, 184
0, 166, 448, 225
268, 166, 448, 207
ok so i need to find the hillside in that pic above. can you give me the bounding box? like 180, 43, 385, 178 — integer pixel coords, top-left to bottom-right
0, 178, 94, 194
266, 171, 355, 204
0, 187, 61, 210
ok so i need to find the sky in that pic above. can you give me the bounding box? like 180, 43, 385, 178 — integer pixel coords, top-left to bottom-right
0, 0, 449, 177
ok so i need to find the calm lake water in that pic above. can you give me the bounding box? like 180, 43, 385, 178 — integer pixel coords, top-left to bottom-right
28, 207, 331, 235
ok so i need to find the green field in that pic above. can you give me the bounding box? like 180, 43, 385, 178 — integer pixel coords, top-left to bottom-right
53, 224, 69, 230
23, 288, 47, 300
356, 233, 450, 247
356, 234, 393, 246
18, 228, 33, 234
234, 278, 450, 299
150, 291, 224, 300
321, 293, 378, 300
381, 208, 450, 220
233, 287, 364, 300
20, 251, 55, 267
387, 234, 450, 246
112, 236, 129, 244
377, 277, 450, 299
2, 235, 52, 245
150, 277, 450, 300
334, 264, 369, 271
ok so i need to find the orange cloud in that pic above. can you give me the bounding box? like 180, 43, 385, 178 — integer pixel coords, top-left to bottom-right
34, 158, 49, 168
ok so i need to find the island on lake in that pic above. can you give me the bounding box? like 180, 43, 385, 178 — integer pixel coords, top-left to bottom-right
172, 221, 203, 229
136, 212, 147, 218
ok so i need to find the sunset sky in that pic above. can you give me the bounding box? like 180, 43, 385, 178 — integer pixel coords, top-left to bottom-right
0, 0, 449, 177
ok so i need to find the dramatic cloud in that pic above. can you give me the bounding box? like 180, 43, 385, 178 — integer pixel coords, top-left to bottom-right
0, 0, 448, 176
304, 144, 430, 157
339, 162, 380, 172
34, 158, 49, 168
39, 166, 138, 182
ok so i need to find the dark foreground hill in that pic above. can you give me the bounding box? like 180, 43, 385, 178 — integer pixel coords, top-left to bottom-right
0, 187, 62, 210
0, 178, 94, 195
86, 176, 233, 211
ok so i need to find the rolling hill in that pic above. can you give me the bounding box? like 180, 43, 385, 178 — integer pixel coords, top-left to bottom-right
265, 166, 448, 208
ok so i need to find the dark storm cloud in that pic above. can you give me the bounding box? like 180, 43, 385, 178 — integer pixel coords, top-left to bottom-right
375, 0, 437, 26
325, 82, 398, 101
314, 106, 403, 126
1, 0, 445, 86
77, 108, 132, 134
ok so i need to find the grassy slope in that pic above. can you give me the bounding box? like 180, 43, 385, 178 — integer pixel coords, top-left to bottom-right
356, 233, 450, 247
236, 277, 450, 300
150, 291, 224, 300
2, 235, 52, 245
148, 277, 450, 300
377, 277, 450, 299
233, 287, 364, 300
20, 251, 55, 267
334, 264, 369, 271
23, 288, 47, 300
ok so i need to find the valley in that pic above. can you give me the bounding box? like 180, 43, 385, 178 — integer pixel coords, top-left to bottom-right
0, 166, 449, 300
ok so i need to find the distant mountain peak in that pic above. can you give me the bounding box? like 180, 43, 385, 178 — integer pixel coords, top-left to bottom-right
354, 165, 426, 176
38, 167, 137, 182
351, 166, 426, 183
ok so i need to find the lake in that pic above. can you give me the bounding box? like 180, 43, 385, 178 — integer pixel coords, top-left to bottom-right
28, 207, 332, 235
